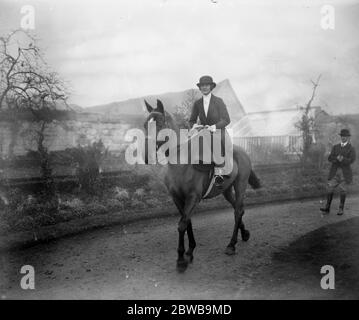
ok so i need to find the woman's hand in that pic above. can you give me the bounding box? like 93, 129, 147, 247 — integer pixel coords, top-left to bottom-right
206, 125, 216, 132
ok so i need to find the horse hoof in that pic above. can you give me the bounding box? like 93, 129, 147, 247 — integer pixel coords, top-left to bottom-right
185, 252, 194, 263
176, 259, 188, 273
225, 246, 235, 255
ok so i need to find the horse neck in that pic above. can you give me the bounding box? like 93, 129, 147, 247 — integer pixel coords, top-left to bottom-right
164, 112, 180, 136
163, 112, 185, 167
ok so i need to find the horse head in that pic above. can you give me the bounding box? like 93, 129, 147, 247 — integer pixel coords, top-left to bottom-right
144, 99, 166, 138
143, 99, 178, 164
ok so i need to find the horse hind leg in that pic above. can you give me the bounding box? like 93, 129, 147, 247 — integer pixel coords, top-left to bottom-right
223, 186, 239, 255
236, 179, 250, 243
224, 180, 250, 255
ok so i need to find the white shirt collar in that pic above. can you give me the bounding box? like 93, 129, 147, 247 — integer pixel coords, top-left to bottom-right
203, 92, 211, 101
341, 141, 348, 147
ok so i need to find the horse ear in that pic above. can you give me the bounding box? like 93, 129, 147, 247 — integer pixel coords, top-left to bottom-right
144, 100, 153, 113
156, 99, 164, 114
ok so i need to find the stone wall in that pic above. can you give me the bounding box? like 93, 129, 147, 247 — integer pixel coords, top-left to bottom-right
0, 112, 135, 158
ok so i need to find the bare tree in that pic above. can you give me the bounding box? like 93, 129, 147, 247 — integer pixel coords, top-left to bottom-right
66, 139, 109, 194
23, 109, 70, 194
0, 168, 8, 206
0, 29, 68, 110
173, 89, 200, 128
0, 29, 70, 196
295, 75, 322, 164
0, 29, 69, 158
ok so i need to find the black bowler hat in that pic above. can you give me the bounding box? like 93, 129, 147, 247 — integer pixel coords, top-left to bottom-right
196, 75, 216, 89
339, 129, 351, 137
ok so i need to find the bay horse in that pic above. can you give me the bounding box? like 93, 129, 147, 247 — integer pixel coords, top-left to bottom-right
143, 99, 261, 272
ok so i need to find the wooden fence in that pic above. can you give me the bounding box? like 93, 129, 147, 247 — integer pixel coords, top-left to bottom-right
233, 135, 302, 154
233, 135, 303, 164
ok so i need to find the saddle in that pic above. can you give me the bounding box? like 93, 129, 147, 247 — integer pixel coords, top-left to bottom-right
181, 128, 226, 198
185, 126, 226, 172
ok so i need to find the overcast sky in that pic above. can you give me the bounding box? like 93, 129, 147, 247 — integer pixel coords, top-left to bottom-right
1, 0, 359, 114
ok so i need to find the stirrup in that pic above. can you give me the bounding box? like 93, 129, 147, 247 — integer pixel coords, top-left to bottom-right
214, 175, 225, 187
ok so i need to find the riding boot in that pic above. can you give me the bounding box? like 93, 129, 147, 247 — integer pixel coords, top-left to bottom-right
320, 192, 333, 214
337, 193, 346, 216
214, 167, 225, 187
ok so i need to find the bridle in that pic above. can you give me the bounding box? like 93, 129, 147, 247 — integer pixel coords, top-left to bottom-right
145, 112, 169, 152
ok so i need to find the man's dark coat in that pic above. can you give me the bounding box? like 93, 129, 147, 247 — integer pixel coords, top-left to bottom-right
328, 143, 356, 183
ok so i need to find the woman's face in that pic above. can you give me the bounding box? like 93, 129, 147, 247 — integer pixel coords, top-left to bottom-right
199, 84, 212, 95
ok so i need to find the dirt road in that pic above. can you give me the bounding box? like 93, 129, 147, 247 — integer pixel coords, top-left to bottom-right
1, 196, 359, 299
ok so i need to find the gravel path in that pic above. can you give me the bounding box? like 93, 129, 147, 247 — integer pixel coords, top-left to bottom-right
1, 196, 359, 299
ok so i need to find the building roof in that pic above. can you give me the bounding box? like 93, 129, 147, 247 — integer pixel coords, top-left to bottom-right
87, 79, 246, 123
211, 79, 246, 122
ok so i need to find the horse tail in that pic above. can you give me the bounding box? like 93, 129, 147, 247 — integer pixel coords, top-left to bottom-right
248, 170, 261, 189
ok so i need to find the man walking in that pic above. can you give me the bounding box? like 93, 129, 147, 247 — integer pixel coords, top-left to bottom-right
320, 129, 356, 215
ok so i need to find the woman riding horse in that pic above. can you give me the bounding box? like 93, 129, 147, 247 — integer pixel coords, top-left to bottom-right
143, 81, 261, 273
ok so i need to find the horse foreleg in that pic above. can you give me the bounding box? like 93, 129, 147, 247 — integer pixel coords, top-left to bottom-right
176, 194, 200, 272
176, 234, 188, 272
178, 194, 200, 232
176, 222, 188, 272
174, 197, 196, 263
185, 220, 196, 262
171, 194, 188, 272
